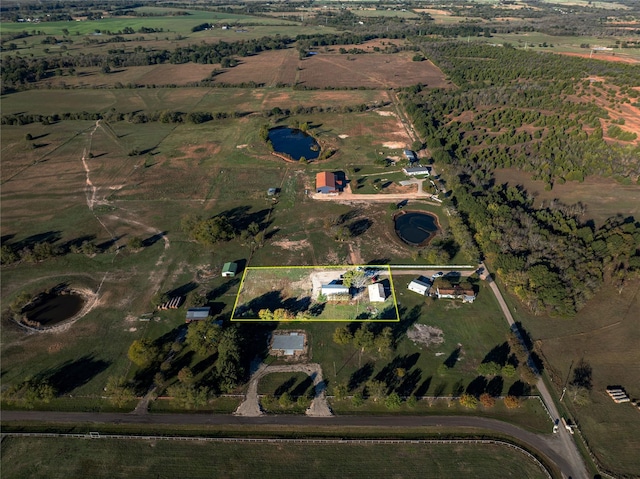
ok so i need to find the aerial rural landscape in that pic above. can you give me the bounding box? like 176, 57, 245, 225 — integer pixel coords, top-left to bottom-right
1, 0, 639, 477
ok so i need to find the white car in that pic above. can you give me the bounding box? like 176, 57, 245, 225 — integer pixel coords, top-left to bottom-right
432, 272, 444, 279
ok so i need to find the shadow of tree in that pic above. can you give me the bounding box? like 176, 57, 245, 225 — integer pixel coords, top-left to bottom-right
486, 376, 504, 397
207, 277, 240, 302
466, 376, 488, 397
396, 368, 422, 396
291, 376, 315, 398
571, 359, 592, 390
142, 231, 167, 248
274, 377, 297, 398
348, 362, 374, 391
44, 355, 110, 395
508, 380, 531, 397
413, 375, 432, 397
483, 342, 510, 366
444, 346, 461, 368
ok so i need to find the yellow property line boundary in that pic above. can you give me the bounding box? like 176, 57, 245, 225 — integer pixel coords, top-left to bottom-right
231, 265, 400, 322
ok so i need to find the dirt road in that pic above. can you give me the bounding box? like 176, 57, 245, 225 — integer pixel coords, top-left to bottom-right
481, 263, 589, 479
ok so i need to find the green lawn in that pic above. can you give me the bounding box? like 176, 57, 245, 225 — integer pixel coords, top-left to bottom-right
0, 437, 550, 479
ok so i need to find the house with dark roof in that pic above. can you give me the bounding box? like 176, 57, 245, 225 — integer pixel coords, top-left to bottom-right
316, 172, 337, 194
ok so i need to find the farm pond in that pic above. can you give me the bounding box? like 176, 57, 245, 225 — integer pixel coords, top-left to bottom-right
394, 211, 440, 246
24, 292, 85, 327
268, 127, 320, 161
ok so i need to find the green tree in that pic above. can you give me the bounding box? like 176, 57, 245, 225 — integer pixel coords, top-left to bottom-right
501, 364, 517, 377
477, 362, 501, 376
1, 244, 18, 264
185, 320, 221, 356
127, 236, 143, 250
459, 393, 478, 409
105, 376, 135, 407
332, 381, 349, 400
167, 383, 209, 409
365, 379, 387, 402
177, 367, 194, 385
374, 327, 394, 358
332, 326, 353, 345
385, 392, 402, 410
342, 269, 368, 289
279, 392, 293, 408
354, 324, 375, 354
351, 392, 364, 407
127, 339, 158, 368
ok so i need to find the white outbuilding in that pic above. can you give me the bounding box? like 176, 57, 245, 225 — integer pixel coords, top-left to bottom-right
368, 283, 386, 302
408, 279, 431, 296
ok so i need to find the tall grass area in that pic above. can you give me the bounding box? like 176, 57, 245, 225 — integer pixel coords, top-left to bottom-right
0, 437, 549, 479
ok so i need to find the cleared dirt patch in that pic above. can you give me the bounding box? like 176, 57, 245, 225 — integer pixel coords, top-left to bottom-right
407, 324, 445, 348
554, 51, 640, 64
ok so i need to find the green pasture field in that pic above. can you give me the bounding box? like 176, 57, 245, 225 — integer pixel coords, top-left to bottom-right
493, 168, 640, 227
0, 9, 299, 37
500, 278, 640, 477
352, 8, 421, 19
534, 0, 630, 9
480, 32, 640, 60
0, 437, 550, 479
231, 266, 400, 321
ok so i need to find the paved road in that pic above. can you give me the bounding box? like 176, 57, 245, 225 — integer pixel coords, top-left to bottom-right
481, 263, 589, 479
0, 410, 568, 474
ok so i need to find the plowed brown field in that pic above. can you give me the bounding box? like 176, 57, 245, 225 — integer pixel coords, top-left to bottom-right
213, 48, 450, 89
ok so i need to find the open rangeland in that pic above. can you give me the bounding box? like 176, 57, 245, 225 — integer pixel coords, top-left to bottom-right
492, 168, 640, 227
0, 437, 550, 479
501, 277, 640, 477
0, 99, 449, 409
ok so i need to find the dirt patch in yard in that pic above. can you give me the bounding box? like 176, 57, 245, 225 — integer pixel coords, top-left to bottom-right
407, 324, 445, 348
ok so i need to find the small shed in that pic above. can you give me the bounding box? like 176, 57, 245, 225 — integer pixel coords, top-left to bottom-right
222, 262, 238, 277
321, 283, 350, 296
408, 279, 431, 296
267, 188, 277, 196
316, 172, 337, 194
186, 307, 211, 323
368, 283, 386, 302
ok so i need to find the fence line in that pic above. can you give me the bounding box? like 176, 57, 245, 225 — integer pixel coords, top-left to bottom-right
1, 432, 550, 478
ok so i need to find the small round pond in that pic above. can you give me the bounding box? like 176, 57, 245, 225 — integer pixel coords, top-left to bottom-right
268, 127, 320, 161
394, 211, 440, 246
24, 292, 86, 327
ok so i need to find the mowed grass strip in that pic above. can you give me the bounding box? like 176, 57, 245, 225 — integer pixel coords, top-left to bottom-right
0, 437, 549, 479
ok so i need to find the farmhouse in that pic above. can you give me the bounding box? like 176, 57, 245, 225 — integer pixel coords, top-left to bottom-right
316, 172, 337, 194
270, 331, 306, 356
408, 279, 431, 296
321, 282, 350, 296
368, 283, 386, 302
436, 286, 476, 303
185, 307, 211, 323
222, 262, 238, 277
403, 166, 431, 177
403, 149, 418, 163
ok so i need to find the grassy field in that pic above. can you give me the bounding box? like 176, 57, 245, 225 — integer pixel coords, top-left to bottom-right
498, 276, 640, 476
0, 436, 550, 479
493, 168, 640, 227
